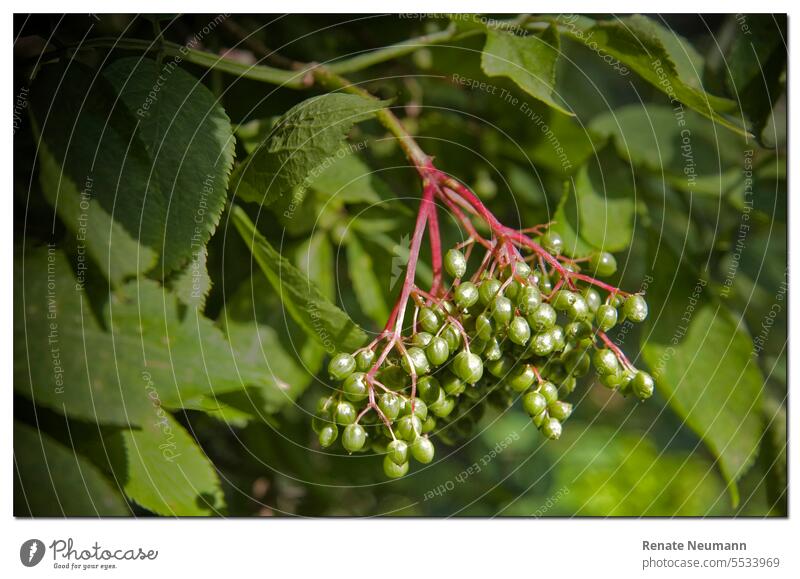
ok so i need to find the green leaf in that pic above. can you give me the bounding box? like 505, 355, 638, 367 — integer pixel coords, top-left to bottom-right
231, 205, 367, 352
31, 59, 234, 279
481, 25, 571, 115
121, 411, 225, 515
591, 105, 680, 171
725, 15, 786, 143
35, 137, 158, 283
103, 57, 236, 274
549, 181, 596, 258
571, 158, 635, 252
168, 247, 212, 310
346, 232, 389, 326
14, 421, 129, 516
222, 321, 313, 414
180, 393, 256, 428
551, 425, 726, 516
14, 249, 255, 426
219, 273, 326, 414
526, 112, 602, 174
591, 104, 751, 196
560, 15, 747, 136
641, 240, 764, 506
759, 392, 787, 516
232, 93, 386, 210
643, 16, 706, 90
30, 64, 157, 282
295, 231, 335, 301
308, 152, 383, 206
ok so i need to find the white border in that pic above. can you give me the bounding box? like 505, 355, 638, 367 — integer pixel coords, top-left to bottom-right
3, 3, 796, 578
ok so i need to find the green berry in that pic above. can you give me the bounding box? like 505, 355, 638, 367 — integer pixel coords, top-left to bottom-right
552, 289, 576, 311
582, 288, 601, 312
354, 349, 375, 371
565, 321, 592, 341
527, 303, 556, 332
469, 337, 488, 355
335, 401, 357, 425
491, 296, 514, 325
538, 381, 558, 404
342, 424, 367, 452
316, 395, 334, 414
401, 397, 428, 420
411, 436, 435, 463
441, 324, 462, 351
401, 347, 431, 376
312, 411, 332, 434
596, 304, 618, 331
522, 391, 547, 417
396, 414, 423, 441
435, 300, 456, 318
600, 369, 625, 390
426, 337, 450, 366
593, 348, 620, 376
566, 294, 590, 321
417, 376, 442, 405
508, 364, 535, 392
548, 401, 573, 421
631, 371, 655, 400
376, 365, 409, 390
412, 332, 434, 348
530, 332, 555, 357
430, 396, 456, 418
559, 375, 577, 396
504, 280, 522, 301
453, 350, 484, 384
532, 410, 547, 428
318, 424, 338, 448
509, 316, 531, 345
383, 456, 409, 478
445, 248, 467, 278
422, 415, 437, 434
343, 372, 369, 402
590, 252, 617, 277
540, 232, 563, 256
514, 261, 532, 279
483, 338, 503, 361
562, 348, 591, 377
517, 285, 542, 314
541, 417, 562, 440
619, 369, 636, 394
623, 295, 649, 323
454, 282, 479, 310
328, 353, 356, 381
474, 313, 494, 341
478, 278, 502, 305
487, 355, 514, 379
442, 372, 466, 396
549, 325, 566, 351
379, 392, 401, 421
387, 439, 409, 465
418, 307, 442, 333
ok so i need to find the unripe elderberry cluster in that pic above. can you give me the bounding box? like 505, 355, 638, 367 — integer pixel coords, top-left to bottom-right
314, 230, 653, 478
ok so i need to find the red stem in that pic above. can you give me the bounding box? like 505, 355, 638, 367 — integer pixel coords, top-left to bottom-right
428, 200, 443, 296
598, 331, 634, 371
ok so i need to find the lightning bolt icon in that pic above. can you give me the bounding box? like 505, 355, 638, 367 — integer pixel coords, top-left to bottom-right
28, 542, 38, 562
